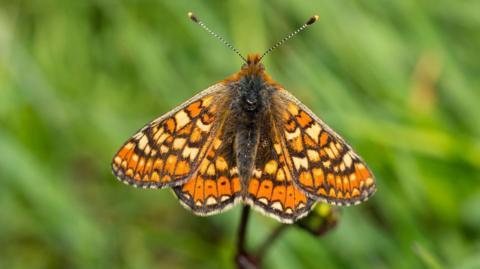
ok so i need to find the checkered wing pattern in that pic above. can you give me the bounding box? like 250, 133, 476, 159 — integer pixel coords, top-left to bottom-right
245, 115, 316, 223
111, 83, 228, 189
172, 119, 243, 216
271, 88, 376, 205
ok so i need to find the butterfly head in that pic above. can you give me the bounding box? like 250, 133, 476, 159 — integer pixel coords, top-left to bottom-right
240, 54, 265, 76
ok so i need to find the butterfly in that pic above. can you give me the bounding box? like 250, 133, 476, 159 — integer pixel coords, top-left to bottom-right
111, 13, 376, 224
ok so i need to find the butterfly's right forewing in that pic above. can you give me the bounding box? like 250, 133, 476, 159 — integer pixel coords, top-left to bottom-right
271, 88, 376, 206
111, 83, 230, 189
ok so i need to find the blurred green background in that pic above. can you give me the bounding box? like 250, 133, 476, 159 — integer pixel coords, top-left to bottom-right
1, 0, 479, 268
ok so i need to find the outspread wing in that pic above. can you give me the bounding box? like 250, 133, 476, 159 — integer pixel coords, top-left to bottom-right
271, 88, 376, 206
111, 83, 229, 189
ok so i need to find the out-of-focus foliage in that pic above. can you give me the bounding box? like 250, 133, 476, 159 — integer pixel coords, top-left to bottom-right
1, 1, 479, 268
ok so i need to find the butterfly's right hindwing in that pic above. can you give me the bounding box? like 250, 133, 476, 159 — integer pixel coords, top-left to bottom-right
245, 112, 316, 223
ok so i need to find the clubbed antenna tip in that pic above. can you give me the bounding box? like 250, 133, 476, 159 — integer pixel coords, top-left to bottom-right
306, 15, 320, 25
187, 12, 199, 23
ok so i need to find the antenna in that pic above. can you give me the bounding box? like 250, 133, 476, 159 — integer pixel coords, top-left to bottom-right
188, 12, 247, 63
259, 15, 319, 61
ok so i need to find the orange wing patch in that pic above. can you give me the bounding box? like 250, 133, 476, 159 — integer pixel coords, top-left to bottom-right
111, 84, 227, 189
245, 120, 315, 223
173, 125, 242, 215
273, 90, 376, 206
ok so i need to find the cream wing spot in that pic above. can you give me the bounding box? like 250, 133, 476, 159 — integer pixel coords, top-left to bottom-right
144, 145, 151, 155
343, 151, 353, 167
206, 197, 217, 206
229, 167, 239, 176
160, 145, 169, 154
285, 127, 301, 141
182, 146, 199, 161
174, 110, 190, 131
258, 198, 269, 205
196, 120, 211, 132
305, 123, 321, 142
307, 149, 320, 162
138, 135, 148, 150
252, 169, 262, 178
173, 138, 187, 150
271, 201, 283, 211
292, 156, 309, 170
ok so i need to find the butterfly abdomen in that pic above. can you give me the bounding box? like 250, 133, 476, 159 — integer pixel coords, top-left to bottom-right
228, 73, 273, 193
234, 125, 260, 192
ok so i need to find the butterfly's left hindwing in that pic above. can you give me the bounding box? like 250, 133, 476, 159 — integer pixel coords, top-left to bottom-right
111, 83, 229, 189
173, 117, 243, 216
271, 88, 376, 206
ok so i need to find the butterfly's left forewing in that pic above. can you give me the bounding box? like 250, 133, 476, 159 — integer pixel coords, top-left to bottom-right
271, 88, 376, 206
111, 83, 230, 189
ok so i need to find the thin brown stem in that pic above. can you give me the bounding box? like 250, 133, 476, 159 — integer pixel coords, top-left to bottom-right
237, 205, 251, 254
235, 206, 258, 269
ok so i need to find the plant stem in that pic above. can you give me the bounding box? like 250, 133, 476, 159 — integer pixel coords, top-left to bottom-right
237, 205, 251, 254
235, 205, 259, 269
